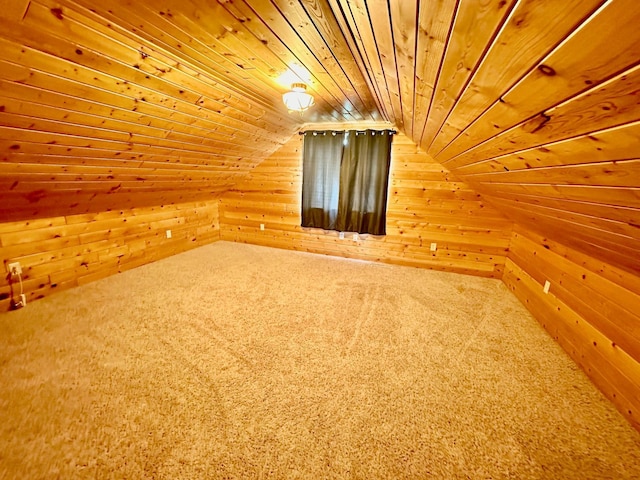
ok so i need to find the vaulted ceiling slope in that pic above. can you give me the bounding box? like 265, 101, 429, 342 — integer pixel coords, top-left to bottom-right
0, 0, 382, 221
1, 0, 639, 273
334, 0, 640, 275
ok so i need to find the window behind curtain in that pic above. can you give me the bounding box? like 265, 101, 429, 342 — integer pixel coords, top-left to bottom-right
301, 129, 393, 235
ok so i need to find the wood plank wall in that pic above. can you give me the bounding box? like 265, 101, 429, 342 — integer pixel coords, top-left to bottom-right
503, 226, 640, 429
219, 132, 512, 277
0, 199, 219, 311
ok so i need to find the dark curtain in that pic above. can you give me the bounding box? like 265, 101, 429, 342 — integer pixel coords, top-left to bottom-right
336, 130, 393, 235
301, 129, 393, 235
301, 131, 344, 230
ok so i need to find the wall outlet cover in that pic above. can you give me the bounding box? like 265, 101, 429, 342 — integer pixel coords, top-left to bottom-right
430, 243, 437, 252
166, 230, 172, 239
8, 262, 22, 275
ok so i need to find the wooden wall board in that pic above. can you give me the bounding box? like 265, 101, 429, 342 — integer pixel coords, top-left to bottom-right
324, 0, 389, 119
495, 196, 639, 246
465, 159, 640, 189
487, 199, 640, 276
0, 27, 286, 134
438, 0, 640, 161
0, 129, 252, 169
510, 226, 640, 297
474, 191, 639, 226
430, 0, 607, 158
444, 63, 640, 170
52, 0, 294, 117
277, 0, 378, 118
501, 194, 639, 244
0, 0, 30, 21
419, 0, 514, 149
455, 122, 640, 174
0, 199, 220, 311
219, 130, 512, 278
350, 0, 403, 125
388, 0, 418, 137
0, 187, 231, 224
475, 183, 640, 210
221, 212, 511, 252
0, 85, 279, 155
219, 226, 503, 277
439, 37, 640, 276
216, 0, 379, 121
216, 0, 349, 121
503, 228, 640, 430
504, 259, 640, 430
508, 232, 640, 360
411, 0, 457, 145
0, 65, 283, 153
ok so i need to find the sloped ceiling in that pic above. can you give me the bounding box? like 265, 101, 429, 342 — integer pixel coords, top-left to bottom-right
1, 0, 639, 273
0, 0, 384, 220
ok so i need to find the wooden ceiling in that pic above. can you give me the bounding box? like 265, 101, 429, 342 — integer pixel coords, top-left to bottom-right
336, 0, 640, 274
0, 0, 384, 220
1, 0, 639, 272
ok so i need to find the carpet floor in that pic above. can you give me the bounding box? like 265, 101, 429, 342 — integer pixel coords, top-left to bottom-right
1, 241, 639, 479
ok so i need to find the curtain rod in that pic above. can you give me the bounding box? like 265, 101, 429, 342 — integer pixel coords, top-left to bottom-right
299, 129, 397, 135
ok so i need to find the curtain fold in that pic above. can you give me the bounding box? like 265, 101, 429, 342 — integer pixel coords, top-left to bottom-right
336, 130, 392, 235
301, 131, 344, 230
301, 129, 393, 235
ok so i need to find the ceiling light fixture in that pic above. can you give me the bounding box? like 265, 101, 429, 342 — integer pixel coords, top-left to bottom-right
283, 83, 314, 113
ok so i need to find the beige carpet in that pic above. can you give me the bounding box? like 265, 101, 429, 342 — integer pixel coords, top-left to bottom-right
1, 241, 639, 479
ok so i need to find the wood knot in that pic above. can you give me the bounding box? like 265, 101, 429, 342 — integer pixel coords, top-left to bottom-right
50, 7, 64, 20
25, 190, 46, 203
525, 113, 551, 134
537, 64, 556, 76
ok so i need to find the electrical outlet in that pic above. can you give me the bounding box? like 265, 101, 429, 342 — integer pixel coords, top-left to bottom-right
353, 233, 359, 241
166, 229, 172, 239
339, 232, 345, 240
260, 223, 265, 231
430, 243, 437, 252
8, 262, 21, 275
19, 293, 26, 306
543, 280, 551, 294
